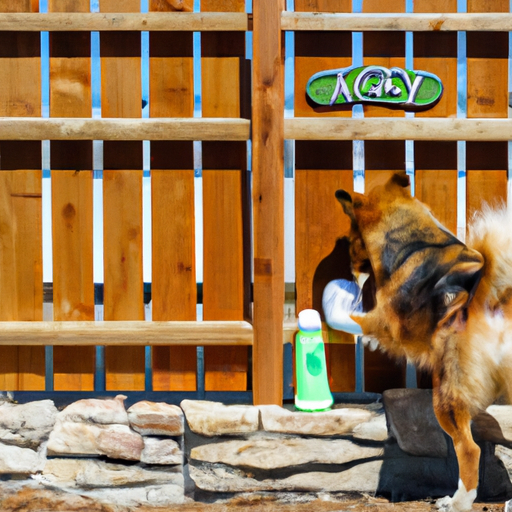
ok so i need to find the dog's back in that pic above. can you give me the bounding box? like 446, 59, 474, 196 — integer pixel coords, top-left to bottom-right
465, 203, 512, 406
468, 203, 512, 316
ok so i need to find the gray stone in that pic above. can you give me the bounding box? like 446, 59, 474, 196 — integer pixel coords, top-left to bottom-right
57, 395, 129, 426
189, 460, 382, 493
190, 437, 383, 469
141, 437, 183, 465
0, 442, 45, 474
40, 458, 182, 489
47, 421, 143, 461
181, 400, 259, 436
259, 404, 372, 436
128, 401, 183, 436
0, 400, 58, 450
382, 388, 448, 458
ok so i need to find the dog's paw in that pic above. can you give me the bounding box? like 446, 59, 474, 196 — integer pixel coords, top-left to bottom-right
436, 480, 477, 512
436, 495, 454, 512
361, 335, 379, 351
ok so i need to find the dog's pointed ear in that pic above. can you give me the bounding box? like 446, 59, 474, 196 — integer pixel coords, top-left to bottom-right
335, 189, 356, 221
385, 170, 410, 192
435, 252, 485, 326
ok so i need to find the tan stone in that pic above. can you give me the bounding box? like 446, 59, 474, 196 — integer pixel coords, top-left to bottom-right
81, 484, 185, 507
0, 400, 58, 449
47, 421, 143, 461
259, 405, 372, 436
128, 401, 184, 436
57, 395, 129, 426
41, 458, 182, 489
141, 437, 183, 465
496, 445, 512, 479
190, 437, 383, 469
180, 400, 259, 436
352, 414, 388, 442
0, 442, 45, 474
189, 460, 382, 493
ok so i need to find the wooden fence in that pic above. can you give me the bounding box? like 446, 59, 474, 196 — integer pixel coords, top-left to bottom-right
0, 0, 509, 405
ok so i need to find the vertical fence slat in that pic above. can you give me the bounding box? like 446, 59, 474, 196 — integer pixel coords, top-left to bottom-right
100, 0, 145, 391
466, 0, 508, 221
466, 142, 508, 214
362, 1, 406, 119
49, 0, 95, 391
362, 0, 407, 392
201, 0, 249, 392
0, 1, 44, 391
294, 0, 356, 394
252, 0, 285, 405
414, 0, 458, 242
103, 147, 144, 390
150, 0, 197, 392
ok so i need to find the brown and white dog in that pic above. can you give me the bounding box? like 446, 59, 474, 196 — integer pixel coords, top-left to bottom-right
336, 171, 512, 512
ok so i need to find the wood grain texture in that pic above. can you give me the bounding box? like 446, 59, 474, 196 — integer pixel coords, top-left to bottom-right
0, 11, 247, 31
361, 0, 407, 391
0, 117, 250, 141
3, 116, 512, 141
3, 11, 512, 33
0, 321, 254, 345
252, 0, 285, 405
284, 117, 512, 141
294, 0, 355, 393
151, 166, 197, 391
0, 0, 44, 391
466, 142, 507, 219
150, 0, 197, 391
100, 0, 145, 392
51, 167, 94, 391
201, 0, 249, 393
0, 0, 38, 12
363, 0, 406, 118
414, 0, 458, 262
49, 0, 94, 391
294, 1, 351, 119
466, 0, 508, 233
281, 12, 512, 32
0, 166, 44, 390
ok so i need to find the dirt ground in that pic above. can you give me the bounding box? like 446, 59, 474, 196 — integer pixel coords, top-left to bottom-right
1, 488, 507, 512
156, 496, 506, 512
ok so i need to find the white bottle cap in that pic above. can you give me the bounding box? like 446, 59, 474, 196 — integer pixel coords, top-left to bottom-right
298, 309, 322, 332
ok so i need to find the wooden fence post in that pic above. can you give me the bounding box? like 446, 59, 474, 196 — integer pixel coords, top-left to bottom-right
252, 0, 285, 405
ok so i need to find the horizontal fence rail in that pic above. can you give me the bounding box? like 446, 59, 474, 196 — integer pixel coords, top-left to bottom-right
0, 118, 250, 141
2, 12, 512, 33
0, 321, 254, 346
3, 118, 510, 142
281, 12, 512, 31
285, 118, 512, 142
0, 12, 249, 31
0, 321, 298, 346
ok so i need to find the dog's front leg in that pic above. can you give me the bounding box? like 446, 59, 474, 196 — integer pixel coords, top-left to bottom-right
433, 384, 480, 512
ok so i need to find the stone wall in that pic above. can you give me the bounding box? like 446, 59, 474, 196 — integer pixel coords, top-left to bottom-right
0, 390, 511, 509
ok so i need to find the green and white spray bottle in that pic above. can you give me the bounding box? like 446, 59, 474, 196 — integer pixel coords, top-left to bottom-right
295, 309, 333, 412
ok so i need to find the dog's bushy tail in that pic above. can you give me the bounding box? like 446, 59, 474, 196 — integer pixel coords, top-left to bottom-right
467, 201, 512, 308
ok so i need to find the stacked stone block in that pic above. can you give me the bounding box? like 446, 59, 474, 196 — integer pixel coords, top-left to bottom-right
182, 400, 388, 494
0, 395, 185, 508
0, 392, 510, 509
